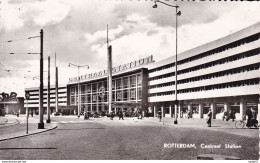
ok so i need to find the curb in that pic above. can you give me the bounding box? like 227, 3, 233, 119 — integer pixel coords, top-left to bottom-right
0, 124, 58, 142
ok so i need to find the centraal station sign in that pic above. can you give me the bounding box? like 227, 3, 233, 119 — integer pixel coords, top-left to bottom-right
69, 55, 154, 83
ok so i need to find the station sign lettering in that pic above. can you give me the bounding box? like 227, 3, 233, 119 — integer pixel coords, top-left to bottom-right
69, 55, 154, 83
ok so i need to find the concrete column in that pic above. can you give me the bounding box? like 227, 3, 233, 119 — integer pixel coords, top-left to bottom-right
178, 104, 181, 118
178, 104, 183, 118
174, 104, 178, 118
154, 106, 158, 117
198, 103, 203, 119
169, 105, 173, 118
162, 106, 165, 117
211, 103, 216, 119
257, 94, 260, 121
258, 100, 260, 121
240, 101, 246, 120
224, 102, 230, 112
188, 104, 192, 118
188, 104, 192, 111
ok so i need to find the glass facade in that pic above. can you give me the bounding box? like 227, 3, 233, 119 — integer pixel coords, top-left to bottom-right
69, 72, 142, 113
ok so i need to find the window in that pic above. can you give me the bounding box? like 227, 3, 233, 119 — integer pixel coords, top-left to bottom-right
130, 89, 136, 100
137, 74, 142, 86
116, 79, 122, 89
116, 90, 122, 101
92, 84, 97, 93
123, 77, 129, 88
87, 85, 91, 93
130, 76, 136, 87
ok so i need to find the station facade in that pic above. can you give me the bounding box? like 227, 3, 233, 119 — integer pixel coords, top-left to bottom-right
25, 22, 260, 119
146, 22, 260, 120
24, 85, 67, 115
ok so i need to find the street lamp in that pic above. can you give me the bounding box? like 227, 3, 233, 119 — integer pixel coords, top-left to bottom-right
68, 63, 89, 117
153, 0, 181, 124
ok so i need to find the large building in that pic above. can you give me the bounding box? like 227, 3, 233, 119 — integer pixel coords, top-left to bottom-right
146, 22, 260, 120
67, 55, 152, 115
25, 22, 260, 119
24, 85, 67, 115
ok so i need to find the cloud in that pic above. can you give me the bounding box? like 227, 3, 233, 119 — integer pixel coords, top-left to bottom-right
31, 1, 70, 27
0, 0, 26, 31
86, 13, 175, 69
0, 0, 70, 32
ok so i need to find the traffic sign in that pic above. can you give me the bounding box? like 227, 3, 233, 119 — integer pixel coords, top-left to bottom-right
25, 91, 30, 100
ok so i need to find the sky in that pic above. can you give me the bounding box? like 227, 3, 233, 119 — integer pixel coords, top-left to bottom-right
0, 0, 260, 97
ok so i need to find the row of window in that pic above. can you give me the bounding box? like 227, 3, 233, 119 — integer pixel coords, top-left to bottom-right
149, 63, 175, 73
178, 33, 260, 65
148, 63, 259, 89
70, 74, 142, 95
177, 63, 259, 85
177, 78, 259, 94
26, 101, 67, 105
81, 104, 108, 112
149, 72, 175, 81
148, 48, 260, 83
149, 91, 175, 97
149, 81, 175, 89
28, 92, 66, 97
71, 88, 142, 104
42, 87, 66, 91
148, 33, 260, 74
148, 78, 259, 97
177, 48, 260, 75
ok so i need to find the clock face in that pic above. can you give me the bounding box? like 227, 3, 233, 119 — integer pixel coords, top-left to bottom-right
99, 86, 106, 99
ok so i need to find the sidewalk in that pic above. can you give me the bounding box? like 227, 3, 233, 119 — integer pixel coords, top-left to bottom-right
0, 115, 57, 141
143, 116, 259, 138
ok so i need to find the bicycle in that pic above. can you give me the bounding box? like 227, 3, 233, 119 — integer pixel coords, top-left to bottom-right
235, 117, 259, 129
235, 119, 246, 129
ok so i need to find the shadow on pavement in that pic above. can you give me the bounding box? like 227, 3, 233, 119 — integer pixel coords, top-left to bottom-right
56, 128, 106, 130
0, 147, 57, 150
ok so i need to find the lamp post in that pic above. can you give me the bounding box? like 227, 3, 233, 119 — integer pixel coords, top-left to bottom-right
153, 0, 181, 124
68, 63, 89, 117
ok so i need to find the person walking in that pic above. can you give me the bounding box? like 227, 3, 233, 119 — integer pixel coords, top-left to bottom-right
84, 111, 87, 120
207, 109, 212, 127
245, 108, 253, 127
158, 111, 162, 122
119, 109, 124, 120
251, 108, 258, 127
110, 111, 114, 120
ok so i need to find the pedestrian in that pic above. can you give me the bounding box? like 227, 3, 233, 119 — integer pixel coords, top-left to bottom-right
222, 110, 228, 121
251, 108, 258, 127
138, 109, 143, 119
245, 108, 253, 127
187, 110, 190, 119
207, 109, 212, 127
31, 111, 33, 117
251, 108, 257, 120
158, 111, 162, 122
110, 111, 114, 120
84, 111, 87, 120
87, 111, 90, 120
229, 109, 236, 122
119, 109, 124, 120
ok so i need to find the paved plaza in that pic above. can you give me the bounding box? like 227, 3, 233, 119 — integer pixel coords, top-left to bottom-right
0, 115, 259, 160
